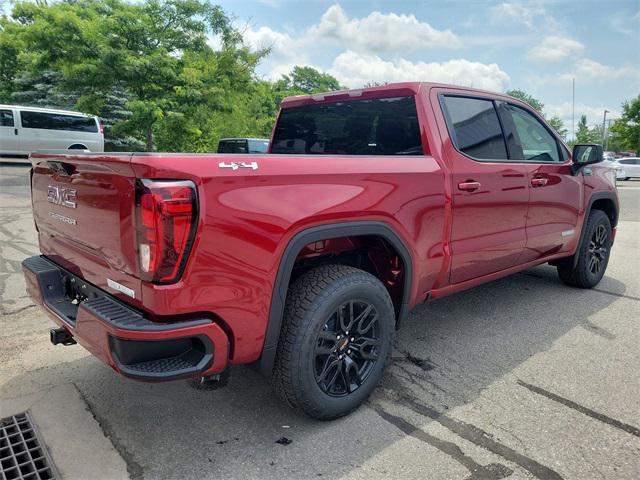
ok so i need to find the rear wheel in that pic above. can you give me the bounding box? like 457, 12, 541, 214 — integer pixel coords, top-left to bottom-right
272, 265, 395, 420
557, 209, 611, 288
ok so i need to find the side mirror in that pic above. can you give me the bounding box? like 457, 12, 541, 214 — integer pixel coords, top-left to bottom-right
572, 144, 603, 174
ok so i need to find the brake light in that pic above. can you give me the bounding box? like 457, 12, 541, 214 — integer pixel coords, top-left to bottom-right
135, 179, 198, 284
98, 120, 104, 135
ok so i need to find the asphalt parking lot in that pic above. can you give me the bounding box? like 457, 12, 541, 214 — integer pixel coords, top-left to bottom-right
1, 162, 639, 480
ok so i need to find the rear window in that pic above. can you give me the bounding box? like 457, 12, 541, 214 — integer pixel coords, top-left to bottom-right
218, 140, 249, 153
248, 139, 269, 153
271, 96, 423, 155
440, 96, 507, 160
20, 111, 98, 133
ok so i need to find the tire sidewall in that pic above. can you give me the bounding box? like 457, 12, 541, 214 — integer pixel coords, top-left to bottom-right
292, 277, 394, 418
579, 210, 612, 285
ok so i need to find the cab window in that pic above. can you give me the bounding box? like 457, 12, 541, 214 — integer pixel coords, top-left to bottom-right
440, 96, 508, 161
504, 105, 560, 163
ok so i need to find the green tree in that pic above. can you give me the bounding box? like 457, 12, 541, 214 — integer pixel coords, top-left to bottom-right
0, 0, 265, 151
575, 115, 590, 142
574, 115, 601, 144
506, 89, 544, 112
546, 116, 568, 139
610, 95, 640, 151
275, 66, 344, 95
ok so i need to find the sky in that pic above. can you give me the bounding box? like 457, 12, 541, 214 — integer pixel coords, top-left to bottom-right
216, 0, 640, 137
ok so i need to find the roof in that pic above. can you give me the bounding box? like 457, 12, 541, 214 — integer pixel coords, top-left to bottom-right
219, 138, 269, 142
279, 81, 517, 109
0, 104, 95, 117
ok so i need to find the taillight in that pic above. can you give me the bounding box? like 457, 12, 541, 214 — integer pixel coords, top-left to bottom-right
135, 179, 198, 284
98, 120, 104, 135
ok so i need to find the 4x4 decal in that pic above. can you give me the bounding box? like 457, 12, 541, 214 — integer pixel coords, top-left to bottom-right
218, 161, 258, 171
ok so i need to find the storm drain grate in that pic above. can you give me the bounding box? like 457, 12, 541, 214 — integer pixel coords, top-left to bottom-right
0, 412, 58, 480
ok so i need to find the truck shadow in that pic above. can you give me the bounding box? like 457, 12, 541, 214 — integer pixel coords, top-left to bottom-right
2, 265, 626, 479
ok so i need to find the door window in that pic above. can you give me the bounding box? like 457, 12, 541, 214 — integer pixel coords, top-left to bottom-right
504, 105, 560, 163
440, 96, 508, 160
20, 111, 98, 132
0, 109, 14, 127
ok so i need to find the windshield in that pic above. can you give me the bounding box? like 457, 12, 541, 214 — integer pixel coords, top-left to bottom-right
271, 96, 423, 155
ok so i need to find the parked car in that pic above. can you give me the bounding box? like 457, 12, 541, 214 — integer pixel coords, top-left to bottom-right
22, 82, 618, 419
614, 157, 640, 180
217, 137, 269, 154
602, 159, 627, 180
0, 105, 103, 158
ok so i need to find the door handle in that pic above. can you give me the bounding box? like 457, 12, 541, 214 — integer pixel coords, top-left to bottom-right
458, 181, 481, 192
14, 128, 18, 136
531, 177, 548, 187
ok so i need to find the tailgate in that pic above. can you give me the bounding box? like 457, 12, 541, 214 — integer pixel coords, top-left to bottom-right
30, 152, 141, 301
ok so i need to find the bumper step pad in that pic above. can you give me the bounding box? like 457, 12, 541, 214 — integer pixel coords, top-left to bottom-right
22, 255, 217, 381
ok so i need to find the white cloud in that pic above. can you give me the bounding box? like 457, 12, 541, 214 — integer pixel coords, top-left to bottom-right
243, 4, 464, 81
328, 51, 510, 91
256, 0, 280, 7
490, 2, 548, 28
309, 4, 461, 52
609, 9, 640, 35
535, 59, 640, 87
545, 102, 620, 131
555, 59, 640, 83
528, 36, 584, 62
242, 26, 313, 80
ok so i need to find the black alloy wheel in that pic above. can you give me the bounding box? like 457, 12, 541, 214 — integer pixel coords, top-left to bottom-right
588, 224, 608, 275
314, 300, 381, 397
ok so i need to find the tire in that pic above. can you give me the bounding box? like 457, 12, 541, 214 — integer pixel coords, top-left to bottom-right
272, 264, 395, 420
557, 209, 612, 288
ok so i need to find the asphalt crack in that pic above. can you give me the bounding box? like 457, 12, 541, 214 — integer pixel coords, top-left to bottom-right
71, 382, 144, 479
372, 404, 513, 480
375, 380, 564, 480
517, 380, 640, 438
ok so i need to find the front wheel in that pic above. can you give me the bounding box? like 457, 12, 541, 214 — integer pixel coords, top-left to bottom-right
557, 209, 612, 288
272, 265, 395, 420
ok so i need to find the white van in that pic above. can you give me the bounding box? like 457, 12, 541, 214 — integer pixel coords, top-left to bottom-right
0, 105, 104, 158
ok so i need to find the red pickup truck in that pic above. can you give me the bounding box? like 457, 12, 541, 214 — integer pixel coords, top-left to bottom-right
23, 82, 618, 419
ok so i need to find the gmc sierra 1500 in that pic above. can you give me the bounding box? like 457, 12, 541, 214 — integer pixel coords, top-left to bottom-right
23, 82, 618, 419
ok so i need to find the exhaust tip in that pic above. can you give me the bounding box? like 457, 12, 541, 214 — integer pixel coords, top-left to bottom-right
50, 327, 76, 346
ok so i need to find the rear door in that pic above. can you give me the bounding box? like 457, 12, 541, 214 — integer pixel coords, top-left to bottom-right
497, 102, 582, 260
0, 108, 20, 154
437, 93, 530, 284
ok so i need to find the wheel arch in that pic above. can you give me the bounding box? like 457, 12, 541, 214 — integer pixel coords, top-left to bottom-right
573, 191, 619, 268
68, 143, 88, 150
256, 221, 413, 376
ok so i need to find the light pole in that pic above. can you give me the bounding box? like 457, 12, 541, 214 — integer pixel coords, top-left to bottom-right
602, 109, 609, 146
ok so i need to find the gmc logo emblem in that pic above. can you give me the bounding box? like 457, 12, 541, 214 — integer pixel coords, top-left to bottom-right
47, 185, 77, 208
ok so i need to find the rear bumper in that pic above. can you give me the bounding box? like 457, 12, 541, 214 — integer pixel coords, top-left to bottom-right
22, 255, 229, 381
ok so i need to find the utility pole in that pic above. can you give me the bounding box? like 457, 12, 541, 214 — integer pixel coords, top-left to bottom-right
572, 78, 575, 141
604, 118, 614, 151
602, 109, 609, 146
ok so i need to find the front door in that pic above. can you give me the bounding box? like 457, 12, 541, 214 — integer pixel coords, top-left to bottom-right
438, 94, 530, 284
497, 102, 582, 261
0, 108, 20, 154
